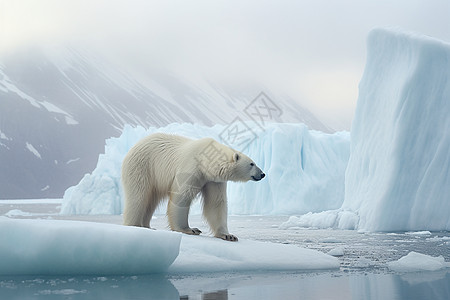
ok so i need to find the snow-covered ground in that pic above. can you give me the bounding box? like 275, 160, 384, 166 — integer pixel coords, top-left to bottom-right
1, 200, 449, 299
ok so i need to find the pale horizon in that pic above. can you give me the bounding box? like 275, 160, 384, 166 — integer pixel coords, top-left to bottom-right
1, 0, 449, 130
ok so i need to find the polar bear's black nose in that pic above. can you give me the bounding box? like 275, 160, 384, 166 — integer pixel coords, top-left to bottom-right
261, 173, 265, 179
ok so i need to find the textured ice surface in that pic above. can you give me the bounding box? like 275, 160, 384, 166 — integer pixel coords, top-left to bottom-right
169, 235, 339, 273
61, 122, 349, 215
279, 210, 359, 230
343, 28, 450, 231
0, 216, 339, 275
0, 217, 181, 275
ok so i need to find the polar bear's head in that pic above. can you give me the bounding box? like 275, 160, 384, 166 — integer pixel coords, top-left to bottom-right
228, 152, 265, 182
197, 139, 265, 183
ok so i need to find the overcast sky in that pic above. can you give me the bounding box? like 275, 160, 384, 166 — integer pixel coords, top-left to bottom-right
1, 0, 449, 130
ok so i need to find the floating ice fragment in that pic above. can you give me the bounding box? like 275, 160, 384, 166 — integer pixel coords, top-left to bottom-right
388, 251, 450, 272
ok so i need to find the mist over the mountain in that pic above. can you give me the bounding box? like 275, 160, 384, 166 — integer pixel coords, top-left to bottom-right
0, 45, 331, 199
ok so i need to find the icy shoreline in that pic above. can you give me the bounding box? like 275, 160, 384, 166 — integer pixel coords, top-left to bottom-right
1, 201, 449, 299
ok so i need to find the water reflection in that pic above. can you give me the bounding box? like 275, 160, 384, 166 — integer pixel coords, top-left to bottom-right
202, 289, 228, 300
0, 274, 179, 300
0, 271, 448, 300
180, 289, 228, 300
351, 271, 450, 300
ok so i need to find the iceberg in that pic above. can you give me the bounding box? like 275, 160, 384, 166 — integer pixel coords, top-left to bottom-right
61, 122, 350, 216
343, 28, 450, 231
279, 210, 359, 230
281, 28, 450, 232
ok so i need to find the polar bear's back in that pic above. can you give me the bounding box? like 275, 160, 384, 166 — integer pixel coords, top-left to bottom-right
121, 133, 197, 194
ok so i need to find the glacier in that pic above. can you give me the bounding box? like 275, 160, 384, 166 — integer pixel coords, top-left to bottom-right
281, 28, 450, 232
61, 122, 350, 215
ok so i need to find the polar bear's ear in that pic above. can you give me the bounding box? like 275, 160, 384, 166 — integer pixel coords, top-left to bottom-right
233, 153, 240, 162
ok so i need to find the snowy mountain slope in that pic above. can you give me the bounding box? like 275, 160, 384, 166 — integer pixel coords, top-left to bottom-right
0, 45, 330, 199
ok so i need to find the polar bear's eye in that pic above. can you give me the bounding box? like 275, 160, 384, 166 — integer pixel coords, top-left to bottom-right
250, 163, 254, 166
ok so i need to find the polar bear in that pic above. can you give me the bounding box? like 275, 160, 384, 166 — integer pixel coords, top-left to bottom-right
121, 133, 265, 241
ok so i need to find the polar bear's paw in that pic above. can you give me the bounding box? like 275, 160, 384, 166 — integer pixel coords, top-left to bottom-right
218, 233, 238, 242
183, 227, 202, 235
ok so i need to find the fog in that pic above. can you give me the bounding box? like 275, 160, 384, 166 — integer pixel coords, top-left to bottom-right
1, 0, 449, 129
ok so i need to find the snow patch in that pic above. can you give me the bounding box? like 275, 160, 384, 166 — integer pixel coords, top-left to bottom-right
0, 130, 11, 149
405, 231, 432, 236
40, 101, 69, 115
40, 101, 78, 125
0, 69, 78, 125
66, 158, 80, 165
4, 209, 32, 217
0, 129, 11, 141
0, 72, 40, 107
26, 142, 42, 159
65, 115, 79, 125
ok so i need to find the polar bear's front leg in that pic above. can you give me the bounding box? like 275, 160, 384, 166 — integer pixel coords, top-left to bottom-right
202, 182, 238, 242
167, 182, 202, 235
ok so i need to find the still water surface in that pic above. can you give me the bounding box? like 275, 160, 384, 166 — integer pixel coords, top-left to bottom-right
0, 205, 449, 299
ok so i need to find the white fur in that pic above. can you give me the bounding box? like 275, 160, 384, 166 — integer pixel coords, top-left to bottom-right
121, 133, 264, 241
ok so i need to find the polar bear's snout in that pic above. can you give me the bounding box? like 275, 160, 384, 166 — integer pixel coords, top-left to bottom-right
250, 163, 265, 181
252, 172, 265, 181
